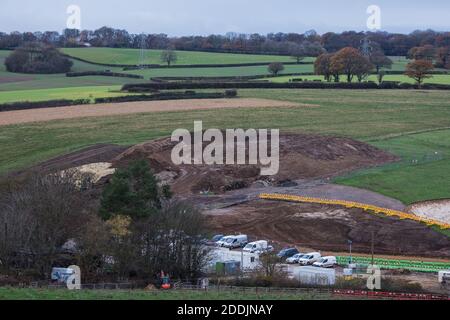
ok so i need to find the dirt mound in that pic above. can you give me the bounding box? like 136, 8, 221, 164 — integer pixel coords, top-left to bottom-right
8, 144, 128, 179
407, 199, 450, 224
112, 133, 398, 195
207, 200, 450, 258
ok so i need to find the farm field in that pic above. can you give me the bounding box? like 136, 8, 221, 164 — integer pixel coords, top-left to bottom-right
4, 48, 448, 102
0, 86, 131, 103
60, 47, 308, 65
1, 89, 450, 205
127, 63, 313, 77
0, 50, 142, 92
335, 129, 450, 204
0, 49, 314, 93
267, 74, 450, 85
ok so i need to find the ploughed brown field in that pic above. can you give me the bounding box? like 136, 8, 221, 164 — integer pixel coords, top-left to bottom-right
0, 98, 309, 126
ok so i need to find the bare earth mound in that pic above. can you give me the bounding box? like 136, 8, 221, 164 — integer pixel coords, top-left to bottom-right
407, 200, 450, 225
112, 133, 398, 195
10, 144, 128, 178
0, 98, 307, 126
207, 200, 450, 258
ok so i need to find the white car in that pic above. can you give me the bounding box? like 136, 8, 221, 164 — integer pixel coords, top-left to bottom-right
313, 256, 337, 268
298, 252, 321, 265
286, 253, 304, 264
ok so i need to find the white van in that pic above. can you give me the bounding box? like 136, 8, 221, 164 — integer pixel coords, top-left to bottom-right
298, 252, 321, 265
243, 240, 272, 254
313, 256, 337, 268
216, 236, 233, 247
221, 235, 248, 249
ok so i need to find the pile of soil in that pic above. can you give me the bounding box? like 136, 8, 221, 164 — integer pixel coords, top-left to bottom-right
207, 200, 450, 258
111, 133, 398, 195
9, 144, 128, 179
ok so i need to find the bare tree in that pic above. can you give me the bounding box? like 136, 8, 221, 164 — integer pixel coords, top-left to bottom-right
0, 171, 94, 277
268, 62, 284, 76
290, 44, 306, 64
133, 200, 210, 279
160, 49, 178, 67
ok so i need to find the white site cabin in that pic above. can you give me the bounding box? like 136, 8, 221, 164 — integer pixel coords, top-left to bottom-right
207, 247, 261, 272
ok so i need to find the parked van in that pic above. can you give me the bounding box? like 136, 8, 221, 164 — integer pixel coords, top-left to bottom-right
298, 252, 321, 265
220, 235, 248, 249
313, 256, 337, 268
216, 236, 233, 247
243, 240, 273, 254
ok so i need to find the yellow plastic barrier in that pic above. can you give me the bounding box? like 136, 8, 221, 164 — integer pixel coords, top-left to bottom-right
259, 193, 450, 230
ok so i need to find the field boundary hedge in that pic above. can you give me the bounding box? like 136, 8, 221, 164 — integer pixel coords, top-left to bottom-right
122, 81, 450, 91
66, 71, 144, 79
122, 81, 379, 91
0, 91, 236, 112
0, 99, 91, 112
149, 73, 310, 82
94, 91, 235, 104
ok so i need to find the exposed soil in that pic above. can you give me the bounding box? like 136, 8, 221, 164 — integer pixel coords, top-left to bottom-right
7, 133, 446, 260
0, 98, 307, 126
7, 144, 128, 179
207, 200, 450, 258
112, 133, 398, 195
407, 199, 450, 224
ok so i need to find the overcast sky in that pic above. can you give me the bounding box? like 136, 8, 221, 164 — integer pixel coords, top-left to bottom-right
1, 0, 450, 35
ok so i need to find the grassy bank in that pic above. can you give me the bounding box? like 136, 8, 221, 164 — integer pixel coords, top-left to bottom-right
0, 287, 332, 300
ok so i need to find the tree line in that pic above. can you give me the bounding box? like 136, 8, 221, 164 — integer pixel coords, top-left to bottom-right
1, 28, 450, 58
313, 46, 435, 87
0, 160, 210, 282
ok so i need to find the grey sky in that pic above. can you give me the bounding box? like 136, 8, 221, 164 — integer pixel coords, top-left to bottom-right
1, 0, 450, 35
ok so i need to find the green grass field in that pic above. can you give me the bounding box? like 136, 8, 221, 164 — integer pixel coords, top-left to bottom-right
0, 49, 315, 92
61, 47, 306, 66
128, 63, 313, 78
4, 48, 449, 96
1, 89, 450, 204
267, 74, 450, 85
335, 129, 450, 204
0, 86, 133, 103
0, 287, 332, 300
0, 50, 143, 92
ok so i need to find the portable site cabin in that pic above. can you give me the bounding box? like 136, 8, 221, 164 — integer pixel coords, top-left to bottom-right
294, 266, 336, 286
207, 247, 260, 273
